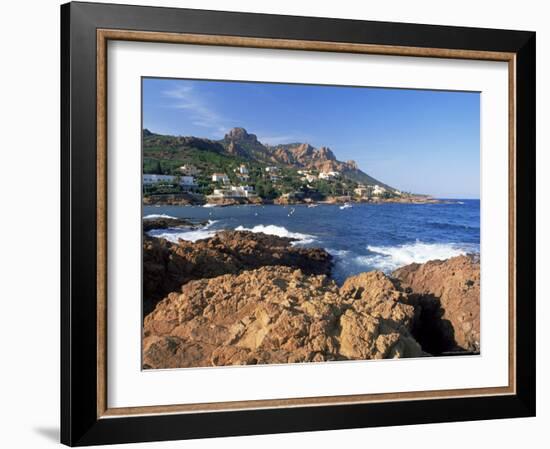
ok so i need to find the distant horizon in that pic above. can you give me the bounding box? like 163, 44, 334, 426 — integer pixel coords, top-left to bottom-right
143, 78, 480, 198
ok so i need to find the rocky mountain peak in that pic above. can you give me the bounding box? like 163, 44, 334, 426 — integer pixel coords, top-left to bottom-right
225, 127, 258, 142
291, 143, 315, 158
345, 160, 358, 170
316, 146, 336, 161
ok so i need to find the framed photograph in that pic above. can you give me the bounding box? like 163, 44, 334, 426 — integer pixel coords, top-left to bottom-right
61, 1, 535, 446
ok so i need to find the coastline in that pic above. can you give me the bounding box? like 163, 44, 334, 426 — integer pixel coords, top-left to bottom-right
142, 213, 480, 368
143, 193, 452, 207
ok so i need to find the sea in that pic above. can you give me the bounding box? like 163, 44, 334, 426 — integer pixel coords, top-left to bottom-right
144, 200, 480, 284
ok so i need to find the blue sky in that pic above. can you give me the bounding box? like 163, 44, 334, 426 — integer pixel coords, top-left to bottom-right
143, 78, 480, 198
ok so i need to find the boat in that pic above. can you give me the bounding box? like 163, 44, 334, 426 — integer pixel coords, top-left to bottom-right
339, 203, 352, 210
307, 204, 318, 208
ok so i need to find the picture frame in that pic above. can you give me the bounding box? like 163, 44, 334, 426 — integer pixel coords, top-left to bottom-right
60, 1, 536, 446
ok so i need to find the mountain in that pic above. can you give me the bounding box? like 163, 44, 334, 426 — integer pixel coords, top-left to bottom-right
143, 127, 395, 191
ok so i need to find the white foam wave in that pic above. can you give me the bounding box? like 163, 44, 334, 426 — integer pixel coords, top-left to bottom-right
147, 220, 219, 243
234, 224, 315, 245
143, 213, 178, 220
362, 241, 477, 272
326, 248, 351, 257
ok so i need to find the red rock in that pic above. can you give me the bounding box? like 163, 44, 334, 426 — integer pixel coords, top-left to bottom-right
393, 255, 480, 353
143, 266, 424, 369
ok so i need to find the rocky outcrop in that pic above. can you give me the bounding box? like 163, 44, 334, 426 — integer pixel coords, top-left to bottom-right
143, 231, 332, 316
143, 267, 424, 369
142, 223, 480, 367
338, 271, 424, 360
206, 196, 263, 206
143, 217, 206, 232
392, 255, 480, 353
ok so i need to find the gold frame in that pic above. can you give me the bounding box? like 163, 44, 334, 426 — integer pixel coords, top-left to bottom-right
96, 29, 516, 419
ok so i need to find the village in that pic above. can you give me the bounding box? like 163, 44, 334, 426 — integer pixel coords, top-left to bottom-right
142, 162, 416, 206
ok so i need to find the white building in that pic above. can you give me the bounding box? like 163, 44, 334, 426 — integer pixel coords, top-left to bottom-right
143, 174, 177, 185
373, 185, 387, 196
318, 171, 339, 180
208, 185, 257, 199
179, 176, 197, 190
354, 185, 371, 197
230, 185, 256, 197
212, 173, 230, 184
143, 174, 197, 190
265, 166, 279, 173
235, 165, 250, 181
236, 164, 249, 175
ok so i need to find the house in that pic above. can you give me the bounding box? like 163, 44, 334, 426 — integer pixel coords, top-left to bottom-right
212, 173, 230, 184
318, 170, 339, 180
143, 174, 177, 185
234, 165, 250, 182
178, 164, 199, 176
231, 185, 256, 197
354, 184, 371, 197
265, 166, 279, 173
207, 185, 258, 200
373, 185, 387, 196
179, 175, 198, 191
236, 164, 249, 175
143, 174, 197, 191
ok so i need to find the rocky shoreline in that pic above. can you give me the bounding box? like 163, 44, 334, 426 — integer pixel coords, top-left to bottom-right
143, 194, 449, 207
143, 222, 480, 368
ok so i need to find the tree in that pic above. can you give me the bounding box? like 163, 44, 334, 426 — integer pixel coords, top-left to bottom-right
256, 180, 275, 199
154, 159, 162, 174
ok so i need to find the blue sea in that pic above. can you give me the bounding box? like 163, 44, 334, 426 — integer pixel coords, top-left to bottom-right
144, 200, 480, 284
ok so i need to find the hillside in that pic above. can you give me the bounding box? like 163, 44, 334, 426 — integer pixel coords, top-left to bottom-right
143, 127, 395, 192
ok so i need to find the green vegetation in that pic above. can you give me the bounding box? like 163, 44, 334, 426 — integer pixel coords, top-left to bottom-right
142, 130, 401, 201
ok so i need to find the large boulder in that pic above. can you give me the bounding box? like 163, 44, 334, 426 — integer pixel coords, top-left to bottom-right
392, 255, 480, 353
143, 231, 332, 316
143, 267, 424, 369
339, 271, 423, 359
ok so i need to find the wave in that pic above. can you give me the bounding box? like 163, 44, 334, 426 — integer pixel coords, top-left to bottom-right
143, 213, 178, 220
360, 241, 479, 273
147, 220, 218, 243
326, 248, 351, 257
234, 224, 316, 246
427, 221, 480, 231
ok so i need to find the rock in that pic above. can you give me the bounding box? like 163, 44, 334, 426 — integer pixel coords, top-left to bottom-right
339, 271, 423, 359
142, 216, 205, 232
143, 267, 424, 369
392, 255, 480, 353
225, 127, 259, 143
206, 196, 262, 206
143, 230, 333, 316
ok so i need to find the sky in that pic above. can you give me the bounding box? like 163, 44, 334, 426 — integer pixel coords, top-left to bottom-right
142, 78, 480, 198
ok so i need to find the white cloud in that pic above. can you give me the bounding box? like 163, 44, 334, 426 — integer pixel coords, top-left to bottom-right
161, 83, 232, 137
